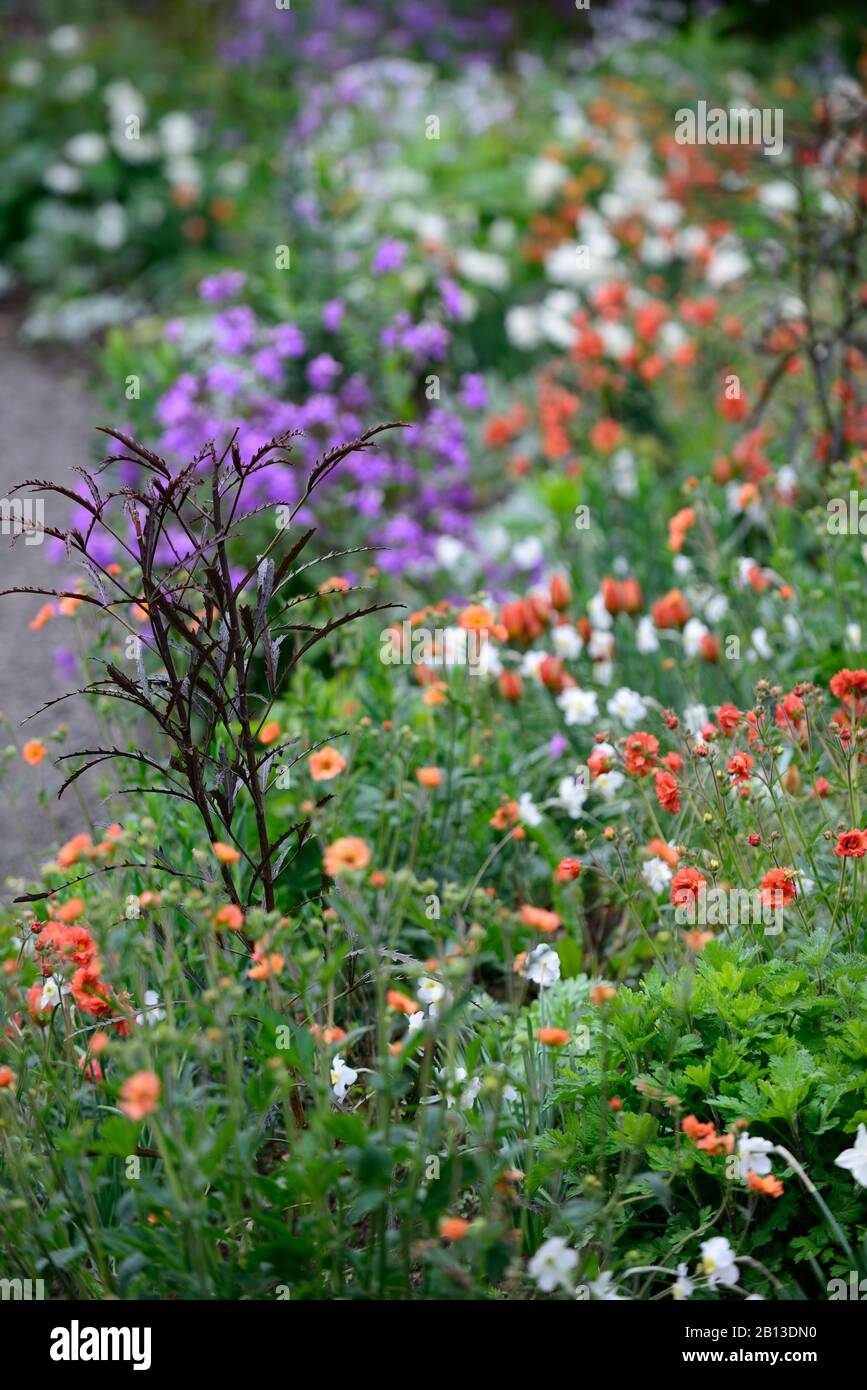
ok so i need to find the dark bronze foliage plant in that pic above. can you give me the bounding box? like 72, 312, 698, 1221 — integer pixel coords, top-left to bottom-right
1, 423, 403, 932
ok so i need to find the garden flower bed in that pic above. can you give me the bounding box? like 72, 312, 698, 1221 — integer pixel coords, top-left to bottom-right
0, 0, 866, 1313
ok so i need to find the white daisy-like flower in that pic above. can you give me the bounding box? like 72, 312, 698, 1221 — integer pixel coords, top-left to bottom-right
606, 687, 647, 728
552, 624, 583, 659
523, 944, 561, 988
517, 792, 543, 827
557, 687, 599, 726
528, 1236, 577, 1293
557, 775, 588, 818
642, 856, 673, 895
834, 1124, 867, 1187
699, 1236, 739, 1288
330, 1055, 358, 1101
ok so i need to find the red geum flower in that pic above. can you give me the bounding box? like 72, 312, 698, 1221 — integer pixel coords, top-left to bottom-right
835, 829, 867, 859
758, 867, 798, 909
830, 668, 867, 703
670, 867, 707, 907
554, 857, 582, 883
727, 751, 754, 786
654, 769, 682, 814
624, 732, 659, 777
716, 703, 742, 735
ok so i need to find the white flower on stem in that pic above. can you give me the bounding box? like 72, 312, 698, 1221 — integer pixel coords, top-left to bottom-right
136, 989, 166, 1027
528, 1236, 577, 1293
513, 537, 543, 570
417, 977, 445, 1015
521, 650, 547, 680
588, 629, 615, 662
699, 1236, 739, 1288
672, 1263, 694, 1299
636, 615, 660, 654
406, 1011, 425, 1036
737, 1133, 774, 1179
517, 792, 543, 828
557, 774, 588, 818
557, 688, 599, 727
683, 703, 709, 737
330, 1055, 357, 1101
523, 944, 561, 988
682, 618, 709, 659
606, 687, 647, 728
552, 624, 583, 659
834, 1124, 867, 1187
590, 1271, 624, 1300
588, 591, 614, 630
642, 856, 673, 895
40, 978, 66, 1011
594, 770, 625, 801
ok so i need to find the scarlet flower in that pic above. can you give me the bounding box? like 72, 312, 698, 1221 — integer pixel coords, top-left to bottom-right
35, 922, 97, 969
29, 603, 55, 632
812, 778, 831, 799
549, 573, 572, 611
624, 731, 658, 777
716, 703, 741, 735
667, 506, 695, 553
119, 1070, 161, 1122
22, 740, 47, 766
830, 668, 867, 703
758, 867, 797, 908
56, 832, 93, 868
55, 898, 85, 923
439, 1217, 471, 1241
655, 769, 682, 814
670, 867, 706, 907
212, 841, 241, 864
727, 751, 754, 786
696, 1129, 735, 1156
308, 746, 347, 781
0, 1066, 15, 1089
835, 829, 867, 859
519, 904, 561, 934
458, 604, 497, 634
537, 1026, 571, 1046
590, 983, 616, 1006
70, 963, 111, 1018
682, 1114, 715, 1140
538, 655, 565, 692
590, 417, 622, 452
259, 721, 281, 745
323, 836, 372, 876
498, 670, 523, 702
746, 1171, 784, 1198
489, 799, 519, 830
387, 989, 420, 1015
416, 766, 442, 789
213, 904, 245, 931
647, 838, 679, 867
554, 856, 582, 883
651, 588, 690, 630
310, 1023, 347, 1045
682, 929, 714, 952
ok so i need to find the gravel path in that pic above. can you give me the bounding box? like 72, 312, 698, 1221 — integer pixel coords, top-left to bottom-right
0, 316, 101, 891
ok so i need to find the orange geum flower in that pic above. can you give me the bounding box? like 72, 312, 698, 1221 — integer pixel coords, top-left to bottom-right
310, 1023, 347, 1045
29, 603, 55, 631
56, 898, 85, 923
758, 867, 798, 909
746, 1171, 784, 1198
119, 1070, 161, 1122
590, 984, 616, 1006
554, 856, 582, 882
416, 766, 442, 788
0, 1066, 16, 1089
439, 1216, 471, 1241
259, 720, 281, 745
681, 929, 714, 952
682, 1114, 716, 1141
58, 595, 82, 616
57, 833, 92, 869
309, 746, 347, 781
696, 1129, 735, 1156
519, 904, 561, 934
323, 836, 371, 876
248, 946, 285, 980
458, 604, 496, 633
212, 841, 241, 864
422, 682, 448, 706
647, 838, 679, 867
22, 739, 47, 766
214, 904, 245, 931
387, 989, 421, 1015
537, 1026, 571, 1046
319, 575, 350, 593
